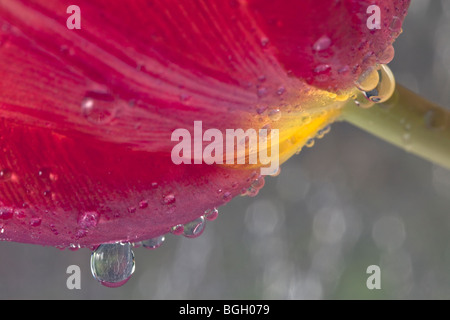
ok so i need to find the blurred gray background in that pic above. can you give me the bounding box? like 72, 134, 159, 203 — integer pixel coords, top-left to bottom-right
1, 0, 450, 299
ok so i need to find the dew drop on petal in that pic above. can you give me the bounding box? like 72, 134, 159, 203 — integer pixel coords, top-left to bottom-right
0, 168, 12, 181
78, 211, 99, 230
276, 86, 286, 95
313, 35, 331, 52
0, 207, 13, 220
171, 224, 184, 235
141, 235, 165, 249
29, 217, 42, 227
81, 91, 117, 125
139, 200, 149, 209
163, 193, 176, 205
222, 191, 233, 202
268, 109, 282, 121
305, 138, 315, 148
378, 45, 395, 65
90, 243, 135, 288
204, 208, 219, 221
183, 216, 206, 239
260, 37, 269, 47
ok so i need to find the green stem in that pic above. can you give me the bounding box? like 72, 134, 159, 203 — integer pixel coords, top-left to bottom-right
341, 84, 450, 170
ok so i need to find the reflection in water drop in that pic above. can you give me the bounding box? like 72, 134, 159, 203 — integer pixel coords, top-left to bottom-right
81, 91, 117, 124
183, 216, 206, 238
0, 168, 12, 181
313, 35, 331, 52
305, 139, 315, 148
171, 224, 184, 235
90, 243, 135, 288
163, 193, 176, 205
361, 65, 396, 104
355, 68, 380, 92
204, 208, 219, 221
142, 235, 165, 249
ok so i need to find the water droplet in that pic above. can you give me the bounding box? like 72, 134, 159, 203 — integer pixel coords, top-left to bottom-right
151, 182, 158, 188
313, 64, 331, 82
276, 86, 285, 95
390, 16, 402, 33
257, 87, 268, 98
90, 243, 135, 288
313, 35, 331, 52
268, 109, 281, 121
305, 138, 315, 148
241, 176, 265, 197
139, 200, 149, 209
256, 106, 268, 115
0, 168, 12, 181
355, 68, 380, 92
358, 64, 396, 104
316, 125, 331, 139
314, 64, 331, 74
260, 37, 269, 47
78, 211, 99, 229
204, 208, 219, 221
301, 113, 312, 125
0, 207, 13, 220
142, 235, 165, 249
29, 217, 42, 227
81, 91, 116, 125
128, 207, 136, 214
378, 45, 395, 65
338, 65, 350, 75
171, 224, 184, 235
163, 193, 176, 205
222, 191, 233, 202
183, 216, 206, 238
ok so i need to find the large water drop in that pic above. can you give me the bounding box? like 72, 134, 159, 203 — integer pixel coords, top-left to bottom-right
90, 243, 135, 288
182, 216, 206, 238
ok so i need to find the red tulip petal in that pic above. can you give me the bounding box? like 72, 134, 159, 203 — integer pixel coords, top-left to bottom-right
248, 0, 410, 91
0, 0, 410, 247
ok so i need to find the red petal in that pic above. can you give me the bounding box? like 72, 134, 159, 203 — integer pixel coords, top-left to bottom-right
248, 0, 410, 91
0, 0, 410, 247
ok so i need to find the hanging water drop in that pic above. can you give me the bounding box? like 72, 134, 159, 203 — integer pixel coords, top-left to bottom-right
90, 243, 135, 288
171, 224, 184, 235
204, 208, 219, 221
142, 235, 165, 249
361, 64, 395, 104
316, 125, 331, 139
183, 216, 206, 238
305, 138, 315, 148
378, 45, 395, 65
355, 68, 379, 92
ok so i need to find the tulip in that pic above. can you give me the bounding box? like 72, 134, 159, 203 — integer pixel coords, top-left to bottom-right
1, 0, 449, 286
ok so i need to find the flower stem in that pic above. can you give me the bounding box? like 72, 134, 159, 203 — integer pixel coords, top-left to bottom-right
341, 84, 450, 169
